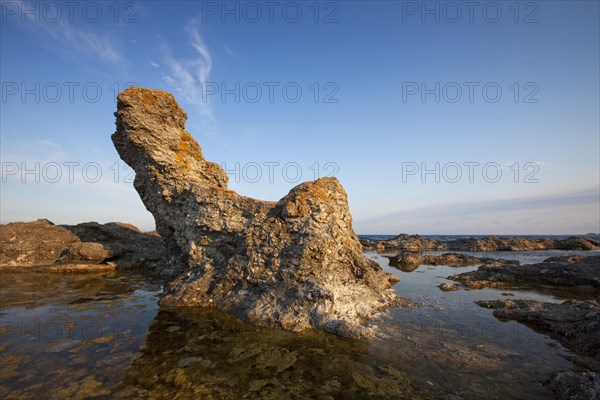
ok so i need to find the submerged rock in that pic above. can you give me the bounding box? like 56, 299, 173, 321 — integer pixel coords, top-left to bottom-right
114, 307, 436, 400
111, 87, 399, 338
475, 299, 600, 364
476, 298, 600, 394
477, 298, 600, 398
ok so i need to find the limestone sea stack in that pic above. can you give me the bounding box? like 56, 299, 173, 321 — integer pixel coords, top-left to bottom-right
112, 87, 399, 338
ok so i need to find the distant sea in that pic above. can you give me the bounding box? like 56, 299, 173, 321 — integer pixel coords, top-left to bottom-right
358, 234, 600, 241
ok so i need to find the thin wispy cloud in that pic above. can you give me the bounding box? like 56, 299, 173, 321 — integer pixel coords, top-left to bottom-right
11, 0, 125, 68
358, 188, 600, 234
219, 41, 235, 56
160, 18, 215, 125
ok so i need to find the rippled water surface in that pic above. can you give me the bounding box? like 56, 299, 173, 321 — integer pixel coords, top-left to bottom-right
1, 250, 595, 399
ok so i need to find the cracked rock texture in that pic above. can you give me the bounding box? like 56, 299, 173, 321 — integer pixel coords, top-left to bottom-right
111, 87, 399, 338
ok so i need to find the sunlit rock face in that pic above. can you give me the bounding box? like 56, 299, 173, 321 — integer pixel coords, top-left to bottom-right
112, 87, 399, 338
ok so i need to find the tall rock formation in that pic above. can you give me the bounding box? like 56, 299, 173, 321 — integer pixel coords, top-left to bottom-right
112, 87, 399, 337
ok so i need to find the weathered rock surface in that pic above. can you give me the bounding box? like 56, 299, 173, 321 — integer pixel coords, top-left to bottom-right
361, 234, 438, 252
361, 234, 599, 252
0, 219, 79, 266
111, 87, 399, 338
0, 219, 163, 272
445, 255, 600, 293
62, 221, 165, 268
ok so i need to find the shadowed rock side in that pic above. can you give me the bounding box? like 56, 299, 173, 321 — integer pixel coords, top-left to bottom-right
111, 87, 399, 338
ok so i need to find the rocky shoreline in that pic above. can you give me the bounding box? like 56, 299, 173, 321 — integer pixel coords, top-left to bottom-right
2, 86, 597, 397
443, 255, 600, 294
430, 254, 600, 399
476, 299, 600, 399
361, 233, 599, 252
3, 218, 599, 398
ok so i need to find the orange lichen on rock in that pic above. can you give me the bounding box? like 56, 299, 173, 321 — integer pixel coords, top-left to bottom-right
112, 87, 399, 339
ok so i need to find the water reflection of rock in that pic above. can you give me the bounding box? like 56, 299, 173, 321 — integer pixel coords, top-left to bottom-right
115, 307, 436, 399
0, 271, 164, 399
0, 271, 162, 309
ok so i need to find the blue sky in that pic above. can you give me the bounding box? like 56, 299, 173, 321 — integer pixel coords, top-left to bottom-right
1, 0, 599, 234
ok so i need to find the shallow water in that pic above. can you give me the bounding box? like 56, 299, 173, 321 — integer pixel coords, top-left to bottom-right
0, 250, 593, 399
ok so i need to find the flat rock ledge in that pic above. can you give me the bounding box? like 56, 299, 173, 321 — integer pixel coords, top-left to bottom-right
443, 255, 600, 294
112, 87, 399, 338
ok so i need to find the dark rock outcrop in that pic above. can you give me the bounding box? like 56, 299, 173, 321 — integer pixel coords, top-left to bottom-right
386, 252, 490, 271
0, 219, 163, 272
444, 255, 600, 293
476, 299, 600, 364
444, 236, 599, 252
476, 299, 600, 398
548, 371, 600, 400
111, 87, 399, 338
